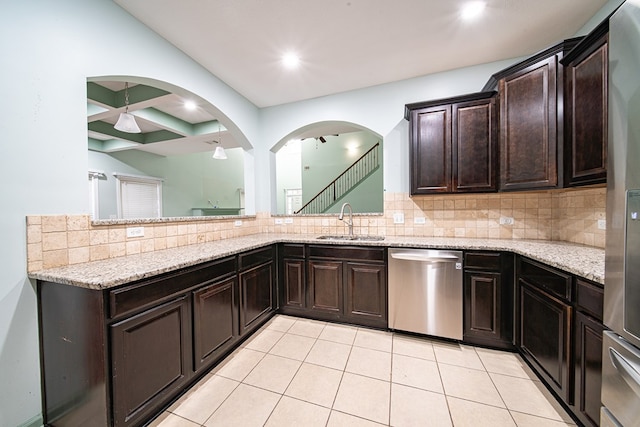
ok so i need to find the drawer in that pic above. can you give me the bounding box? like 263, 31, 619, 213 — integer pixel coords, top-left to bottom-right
281, 244, 305, 258
308, 245, 385, 262
575, 278, 604, 321
239, 246, 274, 271
518, 257, 572, 302
109, 256, 236, 319
464, 251, 502, 271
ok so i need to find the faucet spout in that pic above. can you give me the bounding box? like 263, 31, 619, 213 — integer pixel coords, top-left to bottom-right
339, 202, 354, 238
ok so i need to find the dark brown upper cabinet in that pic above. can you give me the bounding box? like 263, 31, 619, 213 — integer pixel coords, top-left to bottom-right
483, 39, 582, 191
405, 91, 498, 195
562, 20, 608, 187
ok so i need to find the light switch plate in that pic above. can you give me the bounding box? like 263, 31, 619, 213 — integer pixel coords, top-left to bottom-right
234, 220, 242, 227
414, 217, 426, 224
598, 219, 606, 230
126, 226, 144, 238
284, 218, 294, 224
274, 218, 284, 225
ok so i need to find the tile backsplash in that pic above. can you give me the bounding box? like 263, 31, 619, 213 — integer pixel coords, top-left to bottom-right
26, 186, 605, 272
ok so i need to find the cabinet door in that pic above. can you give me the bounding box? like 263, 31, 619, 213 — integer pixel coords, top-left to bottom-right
308, 260, 343, 314
453, 97, 497, 192
519, 281, 571, 401
282, 258, 305, 308
410, 104, 452, 194
464, 271, 503, 342
500, 56, 558, 190
239, 262, 274, 335
565, 37, 608, 187
345, 262, 387, 328
573, 311, 604, 427
192, 277, 238, 372
111, 296, 192, 427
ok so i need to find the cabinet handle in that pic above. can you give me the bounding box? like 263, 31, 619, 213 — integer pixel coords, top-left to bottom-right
609, 347, 640, 398
390, 253, 459, 263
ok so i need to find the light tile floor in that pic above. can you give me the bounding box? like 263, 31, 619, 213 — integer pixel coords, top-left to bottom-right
149, 315, 576, 427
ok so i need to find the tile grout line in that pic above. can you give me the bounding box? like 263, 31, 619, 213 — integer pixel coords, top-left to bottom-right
262, 318, 327, 426
204, 318, 291, 426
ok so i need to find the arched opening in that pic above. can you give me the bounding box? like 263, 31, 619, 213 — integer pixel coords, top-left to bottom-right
86, 76, 250, 220
273, 121, 383, 215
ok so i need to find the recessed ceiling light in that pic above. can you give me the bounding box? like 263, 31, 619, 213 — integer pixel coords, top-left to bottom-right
184, 100, 197, 110
461, 1, 486, 21
282, 52, 300, 69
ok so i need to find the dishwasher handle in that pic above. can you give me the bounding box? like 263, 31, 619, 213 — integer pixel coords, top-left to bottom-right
390, 252, 460, 263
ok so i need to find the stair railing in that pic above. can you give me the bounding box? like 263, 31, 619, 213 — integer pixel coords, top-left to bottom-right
295, 142, 380, 214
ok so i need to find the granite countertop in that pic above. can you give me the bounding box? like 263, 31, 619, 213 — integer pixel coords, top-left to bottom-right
28, 234, 605, 290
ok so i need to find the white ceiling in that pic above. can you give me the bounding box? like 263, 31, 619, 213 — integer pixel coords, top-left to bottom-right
114, 0, 608, 108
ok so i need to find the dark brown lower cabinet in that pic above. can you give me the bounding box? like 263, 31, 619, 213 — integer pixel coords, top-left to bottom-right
344, 261, 387, 328
239, 258, 275, 336
111, 296, 192, 427
279, 244, 306, 316
463, 252, 513, 350
282, 258, 305, 308
465, 272, 503, 339
278, 244, 387, 328
515, 257, 608, 426
192, 277, 238, 372
236, 246, 276, 337
38, 282, 110, 427
573, 311, 605, 427
519, 281, 572, 402
308, 259, 343, 316
39, 249, 276, 427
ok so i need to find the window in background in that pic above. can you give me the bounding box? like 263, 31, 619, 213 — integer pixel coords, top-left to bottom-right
115, 173, 163, 219
285, 188, 302, 215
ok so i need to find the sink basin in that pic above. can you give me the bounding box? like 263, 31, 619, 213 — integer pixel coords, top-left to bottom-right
316, 235, 385, 241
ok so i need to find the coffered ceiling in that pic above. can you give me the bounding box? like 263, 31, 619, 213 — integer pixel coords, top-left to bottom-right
87, 81, 234, 156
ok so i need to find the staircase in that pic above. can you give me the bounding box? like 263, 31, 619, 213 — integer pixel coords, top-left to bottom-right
295, 142, 380, 214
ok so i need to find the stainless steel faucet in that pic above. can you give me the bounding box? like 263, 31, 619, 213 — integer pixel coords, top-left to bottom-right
339, 202, 354, 238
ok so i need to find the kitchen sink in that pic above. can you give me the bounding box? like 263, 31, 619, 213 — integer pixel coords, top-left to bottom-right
316, 235, 385, 241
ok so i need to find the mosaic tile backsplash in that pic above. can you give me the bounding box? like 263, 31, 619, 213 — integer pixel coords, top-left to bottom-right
26, 187, 605, 272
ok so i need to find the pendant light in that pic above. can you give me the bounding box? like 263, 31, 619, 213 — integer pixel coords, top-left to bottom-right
114, 82, 141, 133
212, 123, 227, 159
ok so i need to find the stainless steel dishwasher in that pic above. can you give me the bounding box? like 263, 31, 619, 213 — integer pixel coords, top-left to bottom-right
388, 248, 463, 340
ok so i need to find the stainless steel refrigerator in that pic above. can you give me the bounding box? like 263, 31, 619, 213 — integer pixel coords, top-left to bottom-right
602, 1, 640, 425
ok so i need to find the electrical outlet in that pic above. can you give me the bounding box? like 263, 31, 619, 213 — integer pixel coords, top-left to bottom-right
126, 226, 144, 238
598, 219, 606, 230
274, 218, 284, 225
234, 220, 243, 227
284, 218, 294, 224
414, 217, 426, 224
393, 213, 405, 224
499, 217, 514, 225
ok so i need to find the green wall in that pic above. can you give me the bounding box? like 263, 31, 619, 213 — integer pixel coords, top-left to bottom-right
88, 149, 244, 219
300, 131, 382, 214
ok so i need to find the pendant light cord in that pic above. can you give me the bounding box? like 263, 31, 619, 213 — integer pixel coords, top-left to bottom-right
124, 82, 130, 113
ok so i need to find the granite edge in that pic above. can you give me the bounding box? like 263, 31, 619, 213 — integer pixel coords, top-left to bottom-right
28, 235, 605, 289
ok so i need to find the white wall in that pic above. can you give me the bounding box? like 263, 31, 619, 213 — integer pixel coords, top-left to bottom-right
0, 1, 258, 425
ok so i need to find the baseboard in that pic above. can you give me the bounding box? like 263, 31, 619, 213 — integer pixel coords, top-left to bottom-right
18, 414, 43, 427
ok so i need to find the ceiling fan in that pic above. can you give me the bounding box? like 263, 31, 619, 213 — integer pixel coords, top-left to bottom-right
302, 134, 339, 143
